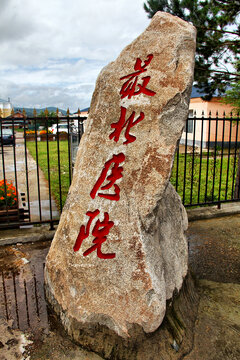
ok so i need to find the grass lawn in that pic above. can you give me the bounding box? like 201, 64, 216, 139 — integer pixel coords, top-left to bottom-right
27, 140, 72, 211
171, 151, 239, 206
27, 140, 239, 210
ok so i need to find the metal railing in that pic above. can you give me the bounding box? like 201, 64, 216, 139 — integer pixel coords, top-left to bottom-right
0, 114, 85, 229
0, 262, 48, 331
172, 111, 240, 207
0, 111, 239, 229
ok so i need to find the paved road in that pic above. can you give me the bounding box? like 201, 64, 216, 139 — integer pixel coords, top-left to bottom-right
0, 133, 59, 223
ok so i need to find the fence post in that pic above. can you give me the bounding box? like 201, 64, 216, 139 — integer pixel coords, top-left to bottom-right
234, 112, 240, 199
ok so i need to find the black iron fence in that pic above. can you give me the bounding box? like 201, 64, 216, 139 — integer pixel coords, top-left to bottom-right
0, 114, 85, 229
0, 111, 239, 229
172, 111, 240, 207
0, 267, 48, 332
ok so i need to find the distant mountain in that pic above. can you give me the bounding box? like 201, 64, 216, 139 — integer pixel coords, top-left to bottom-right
13, 106, 68, 116
81, 107, 90, 112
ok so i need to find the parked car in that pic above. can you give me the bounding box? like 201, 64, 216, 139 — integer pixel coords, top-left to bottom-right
0, 128, 15, 146
48, 123, 77, 135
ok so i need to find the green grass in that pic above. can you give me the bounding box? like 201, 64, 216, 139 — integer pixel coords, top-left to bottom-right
27, 140, 239, 210
170, 151, 239, 206
27, 140, 71, 210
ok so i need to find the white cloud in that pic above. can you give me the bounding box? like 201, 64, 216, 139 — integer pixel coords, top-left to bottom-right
0, 0, 150, 112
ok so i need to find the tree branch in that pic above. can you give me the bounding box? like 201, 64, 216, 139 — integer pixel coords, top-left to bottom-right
196, 67, 240, 77
196, 26, 239, 36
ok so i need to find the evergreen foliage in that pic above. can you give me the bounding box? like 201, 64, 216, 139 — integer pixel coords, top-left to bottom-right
223, 81, 240, 113
143, 0, 240, 99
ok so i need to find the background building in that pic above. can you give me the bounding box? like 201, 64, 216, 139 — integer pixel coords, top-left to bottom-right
0, 98, 13, 117
181, 87, 238, 148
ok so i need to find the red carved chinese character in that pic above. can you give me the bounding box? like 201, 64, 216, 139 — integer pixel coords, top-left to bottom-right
109, 106, 144, 145
120, 54, 156, 99
73, 209, 99, 252
73, 210, 115, 259
90, 153, 125, 201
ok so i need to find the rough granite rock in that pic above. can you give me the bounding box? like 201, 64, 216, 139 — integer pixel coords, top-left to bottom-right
45, 10, 196, 343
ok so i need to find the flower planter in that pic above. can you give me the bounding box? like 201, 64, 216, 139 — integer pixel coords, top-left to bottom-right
0, 207, 29, 224
0, 194, 30, 225
40, 134, 55, 141
26, 134, 36, 141
38, 133, 68, 141
0, 183, 30, 226
58, 133, 68, 141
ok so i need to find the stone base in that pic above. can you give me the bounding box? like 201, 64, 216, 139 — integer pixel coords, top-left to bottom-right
45, 272, 199, 360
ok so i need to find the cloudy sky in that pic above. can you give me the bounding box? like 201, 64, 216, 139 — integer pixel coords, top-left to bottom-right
0, 0, 150, 112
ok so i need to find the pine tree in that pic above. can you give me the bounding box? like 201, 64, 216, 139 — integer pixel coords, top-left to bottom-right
223, 81, 240, 114
143, 0, 240, 99
223, 62, 240, 114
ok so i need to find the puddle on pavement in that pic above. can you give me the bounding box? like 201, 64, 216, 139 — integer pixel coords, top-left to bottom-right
0, 241, 50, 335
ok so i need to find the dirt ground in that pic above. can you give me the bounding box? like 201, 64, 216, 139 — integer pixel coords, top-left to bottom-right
0, 214, 240, 359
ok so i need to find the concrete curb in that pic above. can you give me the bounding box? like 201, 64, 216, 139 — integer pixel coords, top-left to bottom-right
0, 229, 55, 247
187, 204, 240, 221
0, 203, 240, 247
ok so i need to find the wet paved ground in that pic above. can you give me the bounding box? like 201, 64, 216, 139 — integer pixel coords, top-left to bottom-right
187, 214, 240, 283
185, 215, 240, 360
0, 214, 239, 359
0, 241, 49, 334
0, 239, 103, 359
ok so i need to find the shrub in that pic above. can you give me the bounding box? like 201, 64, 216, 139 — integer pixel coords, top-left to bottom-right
39, 130, 53, 135
0, 180, 18, 209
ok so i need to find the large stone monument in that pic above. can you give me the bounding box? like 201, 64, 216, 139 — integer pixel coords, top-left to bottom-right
45, 11, 196, 358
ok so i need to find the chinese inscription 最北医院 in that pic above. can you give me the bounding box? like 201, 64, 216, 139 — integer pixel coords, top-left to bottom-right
73, 54, 156, 258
